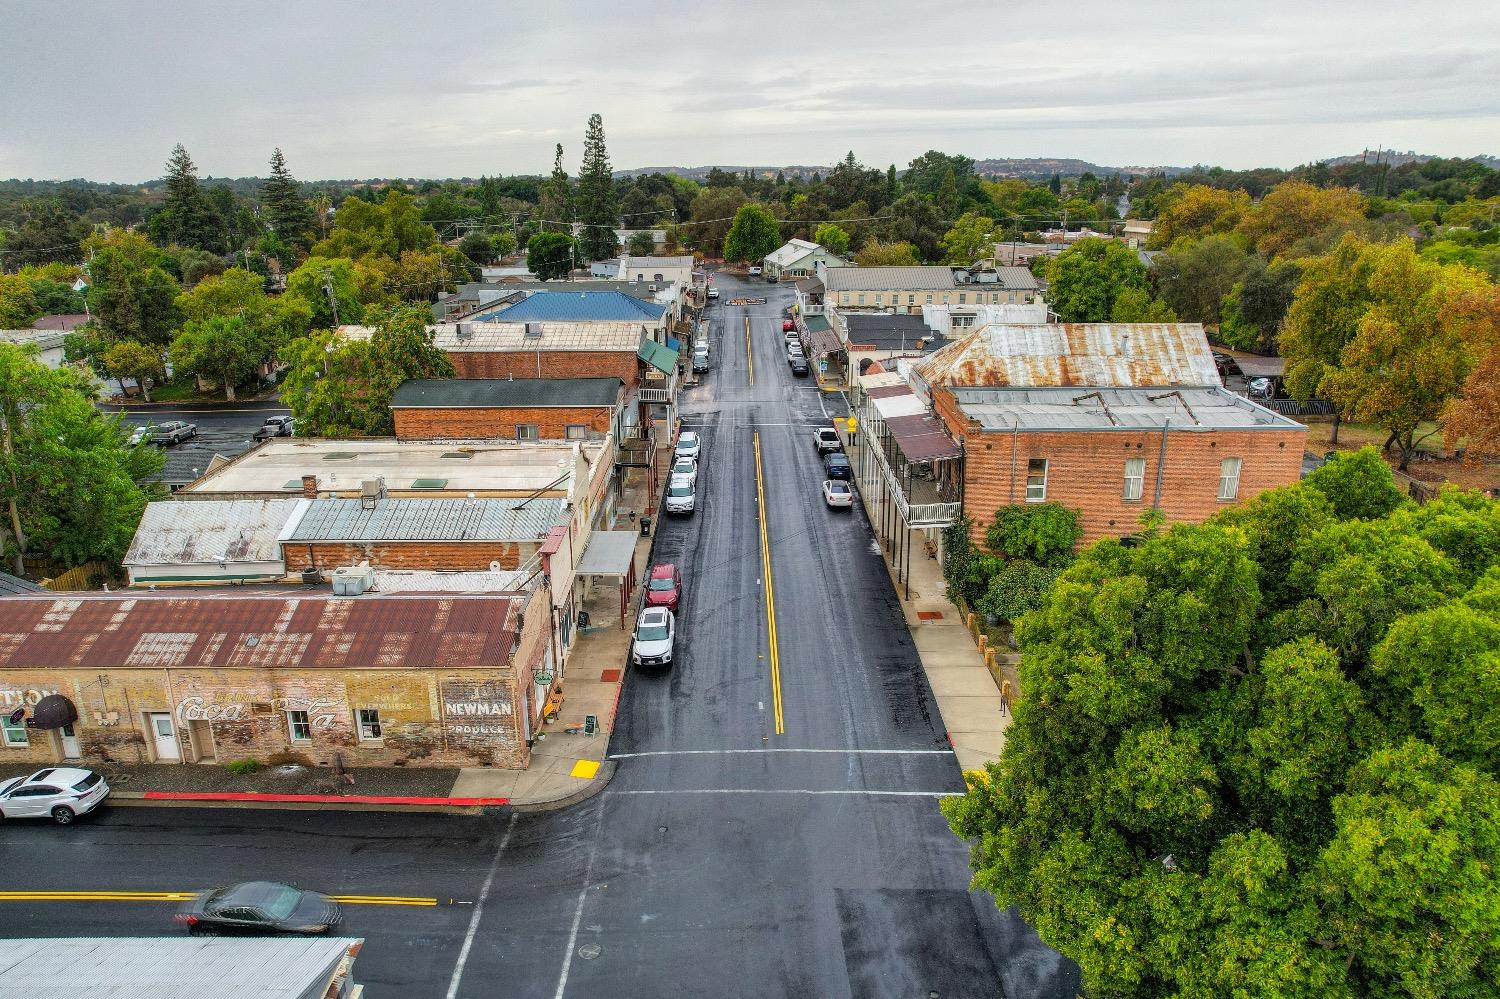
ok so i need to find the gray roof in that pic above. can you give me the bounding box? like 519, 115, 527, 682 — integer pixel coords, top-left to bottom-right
950, 386, 1305, 432
285, 497, 566, 543
125, 499, 302, 567
843, 313, 945, 353
992, 266, 1040, 290
0, 569, 44, 593
576, 530, 639, 576
391, 378, 622, 409
0, 937, 362, 999
824, 266, 956, 292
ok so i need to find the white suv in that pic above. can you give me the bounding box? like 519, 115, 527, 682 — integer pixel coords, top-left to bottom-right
632, 606, 676, 668
0, 767, 110, 825
665, 474, 696, 515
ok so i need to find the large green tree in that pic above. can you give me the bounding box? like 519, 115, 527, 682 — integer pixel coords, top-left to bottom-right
1045, 238, 1149, 322
0, 274, 41, 328
148, 143, 226, 253
881, 193, 945, 262
170, 316, 264, 402
944, 455, 1500, 999
537, 143, 574, 235
812, 222, 850, 256
260, 148, 315, 248
83, 230, 182, 362
575, 115, 619, 261
313, 188, 437, 261
1, 200, 88, 267
1218, 258, 1302, 353
939, 212, 996, 265
526, 232, 576, 281
723, 204, 781, 264
1154, 235, 1255, 323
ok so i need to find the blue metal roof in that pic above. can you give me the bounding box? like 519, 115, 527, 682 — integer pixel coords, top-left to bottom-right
479, 291, 667, 323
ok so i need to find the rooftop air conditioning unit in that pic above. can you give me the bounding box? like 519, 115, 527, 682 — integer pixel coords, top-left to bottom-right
457, 323, 473, 340
649, 284, 658, 292
524, 322, 544, 340
359, 479, 385, 509
331, 562, 375, 596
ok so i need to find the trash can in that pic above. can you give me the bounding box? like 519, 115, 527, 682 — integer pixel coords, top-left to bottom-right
640, 515, 652, 537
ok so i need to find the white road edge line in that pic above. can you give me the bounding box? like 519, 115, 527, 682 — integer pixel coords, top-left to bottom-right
609, 749, 956, 758
445, 811, 518, 999
606, 789, 962, 797
553, 800, 607, 999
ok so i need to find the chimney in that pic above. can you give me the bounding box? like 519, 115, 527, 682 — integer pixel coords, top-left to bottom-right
302, 474, 318, 498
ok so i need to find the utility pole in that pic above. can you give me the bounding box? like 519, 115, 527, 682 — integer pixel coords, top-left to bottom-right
322, 270, 340, 327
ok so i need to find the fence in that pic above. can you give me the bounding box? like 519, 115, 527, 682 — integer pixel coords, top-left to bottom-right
40, 560, 118, 591
1264, 398, 1336, 417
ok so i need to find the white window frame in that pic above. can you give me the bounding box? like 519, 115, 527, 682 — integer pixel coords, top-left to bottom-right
957, 293, 967, 305
1218, 457, 1243, 501
356, 708, 382, 742
565, 424, 588, 440
2, 717, 28, 746
516, 424, 540, 442
1025, 458, 1048, 502
286, 710, 312, 742
1123, 457, 1145, 501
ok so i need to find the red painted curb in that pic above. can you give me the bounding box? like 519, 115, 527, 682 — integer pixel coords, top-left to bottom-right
142, 791, 509, 806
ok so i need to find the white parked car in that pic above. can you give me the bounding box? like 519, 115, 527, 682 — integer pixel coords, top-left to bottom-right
665, 474, 696, 515
822, 479, 855, 509
748, 266, 763, 277
707, 287, 720, 300
669, 456, 698, 485
0, 767, 110, 825
814, 428, 842, 454
675, 431, 701, 461
632, 606, 676, 668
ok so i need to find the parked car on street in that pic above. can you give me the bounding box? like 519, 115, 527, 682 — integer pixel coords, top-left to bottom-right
0, 767, 110, 825
253, 415, 295, 441
786, 343, 805, 362
824, 452, 851, 479
149, 421, 198, 446
790, 357, 809, 377
1247, 376, 1287, 400
782, 320, 795, 332
784, 330, 801, 347
707, 287, 720, 300
822, 479, 854, 509
748, 266, 763, 277
665, 474, 696, 514
765, 274, 778, 283
669, 456, 698, 485
127, 424, 156, 447
632, 606, 676, 668
814, 428, 842, 454
675, 431, 701, 461
175, 881, 342, 936
692, 347, 709, 373
645, 562, 683, 610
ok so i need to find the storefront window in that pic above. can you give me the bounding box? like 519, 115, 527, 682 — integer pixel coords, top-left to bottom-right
286, 710, 312, 742
2, 717, 28, 746
357, 709, 382, 741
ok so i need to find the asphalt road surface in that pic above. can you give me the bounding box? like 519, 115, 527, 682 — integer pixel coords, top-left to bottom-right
4, 274, 1079, 998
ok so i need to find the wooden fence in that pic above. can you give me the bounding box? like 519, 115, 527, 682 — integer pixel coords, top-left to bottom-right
40, 560, 118, 591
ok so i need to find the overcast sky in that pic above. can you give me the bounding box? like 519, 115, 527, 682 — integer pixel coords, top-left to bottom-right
3, 0, 1497, 182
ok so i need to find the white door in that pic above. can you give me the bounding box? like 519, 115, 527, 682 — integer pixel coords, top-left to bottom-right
149, 713, 180, 760
60, 723, 80, 759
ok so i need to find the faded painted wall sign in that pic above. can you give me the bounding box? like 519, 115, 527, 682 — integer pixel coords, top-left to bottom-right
177, 696, 246, 723
442, 680, 513, 745
176, 694, 338, 730
1, 688, 59, 708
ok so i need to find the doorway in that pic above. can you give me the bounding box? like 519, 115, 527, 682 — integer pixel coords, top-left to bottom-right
148, 713, 180, 761
59, 723, 81, 760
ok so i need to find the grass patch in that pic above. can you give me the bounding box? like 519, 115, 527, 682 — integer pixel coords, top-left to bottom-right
223, 758, 261, 775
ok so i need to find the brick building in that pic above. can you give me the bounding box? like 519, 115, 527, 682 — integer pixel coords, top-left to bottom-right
390, 378, 625, 442
0, 587, 553, 770
429, 322, 652, 383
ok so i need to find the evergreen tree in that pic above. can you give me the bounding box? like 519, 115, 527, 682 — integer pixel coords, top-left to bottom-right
150, 143, 226, 253
887, 164, 898, 199
261, 148, 314, 247
537, 144, 574, 235
576, 115, 619, 261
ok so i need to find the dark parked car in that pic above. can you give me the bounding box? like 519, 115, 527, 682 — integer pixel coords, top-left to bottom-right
149, 421, 198, 446
175, 881, 342, 936
824, 452, 851, 480
790, 357, 809, 377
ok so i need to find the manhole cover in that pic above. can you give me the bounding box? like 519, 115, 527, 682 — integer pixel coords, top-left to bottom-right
577, 943, 601, 960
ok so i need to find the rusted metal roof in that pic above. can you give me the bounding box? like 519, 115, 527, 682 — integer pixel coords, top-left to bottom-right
124, 500, 302, 568
805, 327, 843, 359
913, 323, 1221, 390
885, 414, 963, 461
866, 385, 912, 399
0, 592, 520, 670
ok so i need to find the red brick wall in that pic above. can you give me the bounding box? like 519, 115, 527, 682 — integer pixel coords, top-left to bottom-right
933, 390, 1306, 543
394, 406, 613, 441
285, 541, 525, 573
449, 350, 640, 387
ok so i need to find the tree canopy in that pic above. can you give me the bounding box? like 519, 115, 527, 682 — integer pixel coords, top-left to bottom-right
723, 204, 781, 264
576, 114, 619, 262
1045, 238, 1149, 322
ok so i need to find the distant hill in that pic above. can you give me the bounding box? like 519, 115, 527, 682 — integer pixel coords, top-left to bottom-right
1321, 150, 1500, 170
615, 165, 830, 181
617, 159, 1185, 181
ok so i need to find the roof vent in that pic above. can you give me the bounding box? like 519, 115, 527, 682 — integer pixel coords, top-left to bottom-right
360, 479, 385, 509
457, 323, 474, 340
524, 322, 544, 340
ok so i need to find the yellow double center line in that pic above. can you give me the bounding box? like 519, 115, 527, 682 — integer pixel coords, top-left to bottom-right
0, 891, 437, 907
753, 432, 785, 734
744, 315, 754, 386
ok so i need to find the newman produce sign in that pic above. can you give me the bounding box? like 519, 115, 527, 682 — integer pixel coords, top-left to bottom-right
442, 680, 513, 744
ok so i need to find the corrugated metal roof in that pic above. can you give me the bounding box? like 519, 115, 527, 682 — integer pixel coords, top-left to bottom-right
823, 266, 957, 292
0, 570, 43, 594
914, 323, 1220, 390
620, 255, 694, 269
433, 321, 646, 353
390, 378, 622, 409
286, 497, 565, 543
992, 266, 1040, 290
124, 499, 303, 567
372, 568, 532, 593
886, 413, 963, 461
481, 291, 667, 323
871, 394, 929, 419
0, 592, 519, 670
950, 386, 1305, 432
805, 327, 843, 359
0, 937, 362, 999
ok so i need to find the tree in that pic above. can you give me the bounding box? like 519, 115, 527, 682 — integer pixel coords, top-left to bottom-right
0, 342, 161, 572
537, 144, 574, 235
1, 200, 88, 267
904, 150, 974, 197
526, 232, 576, 281
723, 204, 780, 264
1108, 286, 1177, 322
148, 143, 226, 253
0, 275, 41, 328
938, 212, 996, 265
489, 231, 518, 259
1302, 447, 1407, 521
459, 231, 495, 265
1148, 184, 1252, 247
284, 256, 375, 328
260, 148, 314, 247
26, 276, 85, 315
1154, 235, 1254, 323
1236, 180, 1366, 259
279, 305, 453, 436
854, 240, 920, 266
1045, 238, 1149, 322
575, 115, 619, 261
84, 231, 181, 361
1218, 258, 1302, 353
881, 193, 945, 262
684, 187, 747, 258
812, 222, 849, 256
170, 316, 263, 401
1443, 344, 1500, 461
1317, 241, 1499, 468
627, 231, 656, 256
313, 188, 437, 261
101, 340, 165, 401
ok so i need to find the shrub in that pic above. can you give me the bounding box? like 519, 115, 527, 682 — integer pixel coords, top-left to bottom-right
977, 560, 1059, 621
224, 758, 261, 775
985, 503, 1083, 567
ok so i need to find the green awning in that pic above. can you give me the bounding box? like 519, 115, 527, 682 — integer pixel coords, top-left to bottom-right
637, 337, 678, 375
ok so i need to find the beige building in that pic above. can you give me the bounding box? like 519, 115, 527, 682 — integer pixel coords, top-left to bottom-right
820, 265, 1037, 315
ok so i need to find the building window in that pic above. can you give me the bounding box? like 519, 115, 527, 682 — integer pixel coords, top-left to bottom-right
925, 293, 934, 304
858, 294, 866, 306
565, 424, 588, 440
2, 716, 28, 746
907, 294, 916, 306
516, 424, 540, 442
286, 710, 312, 742
1123, 457, 1145, 501
958, 293, 966, 304
1218, 457, 1243, 500
1025, 458, 1048, 502
357, 708, 382, 741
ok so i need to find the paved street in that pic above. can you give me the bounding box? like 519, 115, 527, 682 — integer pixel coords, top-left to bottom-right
3, 274, 1078, 998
